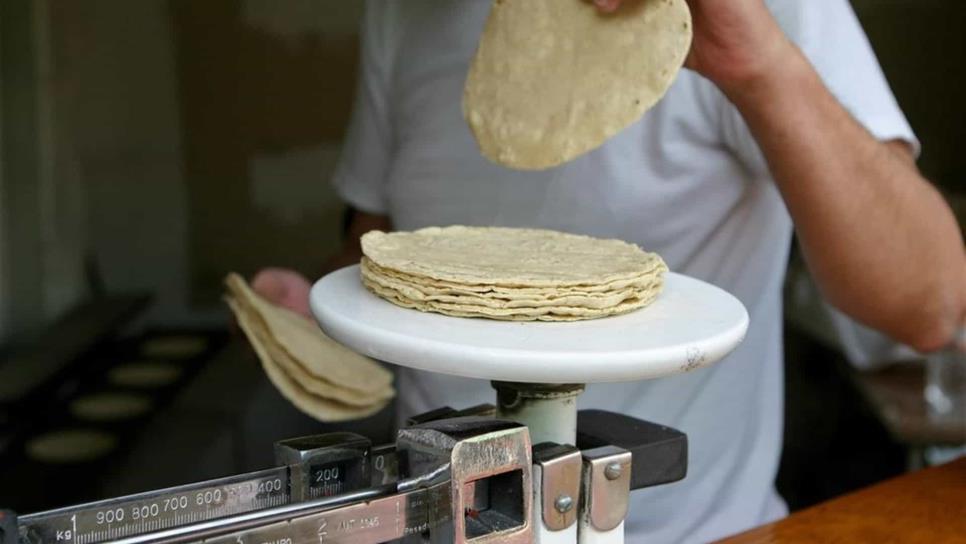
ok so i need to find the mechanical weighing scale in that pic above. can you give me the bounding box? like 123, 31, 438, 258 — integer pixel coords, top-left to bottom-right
3, 265, 748, 544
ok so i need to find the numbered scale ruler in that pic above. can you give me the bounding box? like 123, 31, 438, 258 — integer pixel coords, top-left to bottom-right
14, 433, 398, 544
196, 481, 451, 544
17, 468, 290, 544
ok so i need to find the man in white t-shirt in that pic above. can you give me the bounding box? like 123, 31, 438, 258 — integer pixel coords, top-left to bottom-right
252, 0, 966, 541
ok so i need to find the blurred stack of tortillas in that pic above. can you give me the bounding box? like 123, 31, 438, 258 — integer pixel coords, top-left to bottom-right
463, 0, 692, 170
225, 273, 394, 422
361, 226, 667, 321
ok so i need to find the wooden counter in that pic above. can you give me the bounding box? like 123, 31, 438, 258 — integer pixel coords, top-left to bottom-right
719, 457, 966, 543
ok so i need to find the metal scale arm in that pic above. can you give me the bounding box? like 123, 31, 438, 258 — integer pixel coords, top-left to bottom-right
3, 417, 534, 544
3, 409, 688, 544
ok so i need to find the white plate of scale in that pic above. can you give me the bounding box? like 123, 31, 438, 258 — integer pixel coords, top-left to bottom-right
311, 265, 748, 384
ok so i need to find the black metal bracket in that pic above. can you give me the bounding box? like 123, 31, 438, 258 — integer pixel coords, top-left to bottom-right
576, 409, 687, 491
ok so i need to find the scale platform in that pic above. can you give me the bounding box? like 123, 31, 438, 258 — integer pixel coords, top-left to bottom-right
310, 265, 748, 384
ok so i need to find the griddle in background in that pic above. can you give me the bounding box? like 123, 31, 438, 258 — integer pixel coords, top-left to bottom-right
0, 295, 151, 461
0, 301, 228, 512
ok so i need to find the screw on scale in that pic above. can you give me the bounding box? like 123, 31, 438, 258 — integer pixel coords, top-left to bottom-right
604, 463, 623, 481
531, 442, 582, 540
553, 495, 574, 514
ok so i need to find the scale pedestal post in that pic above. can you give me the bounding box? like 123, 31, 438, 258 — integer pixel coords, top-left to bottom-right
493, 382, 584, 446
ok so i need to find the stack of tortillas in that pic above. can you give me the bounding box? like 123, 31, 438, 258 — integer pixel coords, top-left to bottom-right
361, 226, 667, 321
464, 0, 692, 170
225, 273, 394, 421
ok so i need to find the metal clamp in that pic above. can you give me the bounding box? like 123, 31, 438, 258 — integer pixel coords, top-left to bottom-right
581, 446, 631, 533
577, 410, 687, 491
398, 416, 533, 544
532, 443, 581, 532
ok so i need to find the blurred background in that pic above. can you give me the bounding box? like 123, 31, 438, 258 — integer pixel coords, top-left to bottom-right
0, 0, 963, 515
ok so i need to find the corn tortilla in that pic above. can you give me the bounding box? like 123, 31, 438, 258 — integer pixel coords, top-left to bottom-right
227, 297, 388, 422
464, 0, 692, 169
226, 274, 393, 396
361, 227, 666, 287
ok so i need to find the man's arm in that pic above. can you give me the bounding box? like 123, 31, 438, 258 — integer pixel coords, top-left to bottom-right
729, 52, 964, 352
597, 0, 965, 351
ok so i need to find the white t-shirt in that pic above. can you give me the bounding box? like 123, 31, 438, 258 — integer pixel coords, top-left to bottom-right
332, 1, 916, 541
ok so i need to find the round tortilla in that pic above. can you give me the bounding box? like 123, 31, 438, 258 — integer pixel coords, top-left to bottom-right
26, 429, 118, 464
360, 226, 668, 322
225, 274, 393, 396
363, 255, 663, 296
140, 335, 208, 359
362, 257, 654, 310
363, 274, 661, 322
264, 340, 394, 407
361, 226, 665, 287
227, 297, 389, 422
69, 393, 153, 422
463, 0, 692, 169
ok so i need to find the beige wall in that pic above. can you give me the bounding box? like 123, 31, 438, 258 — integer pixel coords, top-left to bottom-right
0, 13, 6, 341
0, 10, 6, 340
852, 0, 966, 192
48, 0, 194, 325
1, 0, 89, 341
45, 0, 363, 326
170, 0, 363, 307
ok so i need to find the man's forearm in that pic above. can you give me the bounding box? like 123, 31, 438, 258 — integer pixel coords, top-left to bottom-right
724, 44, 965, 351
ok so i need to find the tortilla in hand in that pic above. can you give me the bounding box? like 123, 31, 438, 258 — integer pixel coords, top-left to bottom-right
225, 273, 394, 422
464, 0, 692, 170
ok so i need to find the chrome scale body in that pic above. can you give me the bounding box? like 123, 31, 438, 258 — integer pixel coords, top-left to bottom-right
4, 406, 689, 544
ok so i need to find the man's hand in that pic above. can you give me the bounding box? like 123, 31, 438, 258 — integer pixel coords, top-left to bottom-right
251, 268, 313, 318
592, 0, 792, 94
